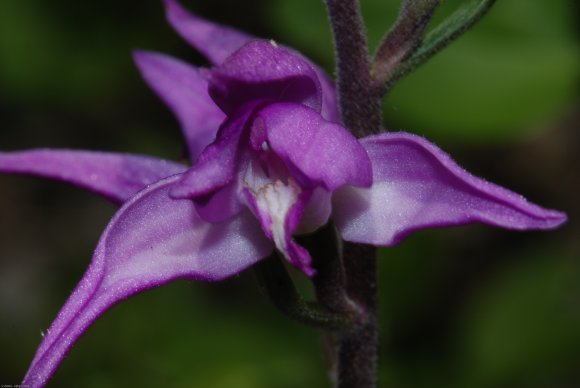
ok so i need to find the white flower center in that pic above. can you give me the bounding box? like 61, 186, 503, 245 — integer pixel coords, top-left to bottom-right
242, 156, 302, 259
254, 178, 300, 252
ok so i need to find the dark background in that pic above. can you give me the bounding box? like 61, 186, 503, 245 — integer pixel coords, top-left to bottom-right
0, 0, 578, 387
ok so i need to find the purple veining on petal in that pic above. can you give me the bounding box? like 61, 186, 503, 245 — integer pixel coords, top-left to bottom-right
207, 41, 322, 115
0, 149, 186, 204
333, 132, 567, 245
133, 50, 225, 160
256, 102, 372, 191
22, 175, 272, 387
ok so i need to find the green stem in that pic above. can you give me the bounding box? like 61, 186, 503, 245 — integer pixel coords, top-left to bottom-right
254, 253, 354, 330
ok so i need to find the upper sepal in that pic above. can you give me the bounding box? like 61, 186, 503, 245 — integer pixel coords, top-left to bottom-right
207, 41, 322, 115
164, 0, 340, 123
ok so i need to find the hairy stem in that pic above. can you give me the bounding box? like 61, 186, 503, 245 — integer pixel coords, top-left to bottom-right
338, 243, 378, 388
325, 0, 382, 136
324, 1, 382, 387
372, 0, 440, 85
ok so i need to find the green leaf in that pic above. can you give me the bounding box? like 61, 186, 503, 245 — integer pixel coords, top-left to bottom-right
384, 0, 579, 143
389, 0, 496, 86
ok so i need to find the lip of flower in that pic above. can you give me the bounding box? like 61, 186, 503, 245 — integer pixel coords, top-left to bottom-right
0, 0, 567, 386
171, 94, 374, 275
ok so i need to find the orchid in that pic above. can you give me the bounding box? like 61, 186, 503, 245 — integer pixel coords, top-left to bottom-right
0, 0, 567, 387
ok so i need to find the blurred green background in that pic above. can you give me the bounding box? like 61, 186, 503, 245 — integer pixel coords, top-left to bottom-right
0, 0, 578, 387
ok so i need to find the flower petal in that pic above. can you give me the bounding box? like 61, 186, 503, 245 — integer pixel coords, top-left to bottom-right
170, 109, 251, 199
164, 0, 253, 65
0, 149, 185, 204
133, 50, 225, 160
208, 41, 322, 115
317, 71, 341, 123
164, 0, 340, 122
241, 158, 315, 276
333, 132, 567, 245
192, 180, 245, 223
256, 103, 372, 191
296, 187, 332, 234
22, 175, 272, 387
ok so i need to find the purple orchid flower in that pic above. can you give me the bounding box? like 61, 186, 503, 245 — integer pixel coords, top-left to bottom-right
0, 0, 566, 386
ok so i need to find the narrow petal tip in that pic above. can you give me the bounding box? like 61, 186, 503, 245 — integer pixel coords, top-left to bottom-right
164, 0, 254, 66
132, 49, 225, 160
548, 210, 567, 227
21, 176, 272, 386
163, 0, 187, 19
502, 205, 567, 230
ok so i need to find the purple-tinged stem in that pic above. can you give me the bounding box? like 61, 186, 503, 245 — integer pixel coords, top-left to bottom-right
325, 0, 382, 137
336, 243, 378, 388
372, 0, 440, 87
324, 1, 381, 387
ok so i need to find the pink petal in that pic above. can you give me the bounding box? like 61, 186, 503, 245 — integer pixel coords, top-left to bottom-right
133, 50, 226, 160
22, 175, 272, 387
333, 132, 567, 245
207, 41, 322, 115
296, 187, 332, 234
256, 103, 372, 191
192, 179, 244, 223
164, 0, 253, 65
163, 0, 340, 122
0, 149, 185, 204
170, 109, 252, 199
316, 70, 341, 123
